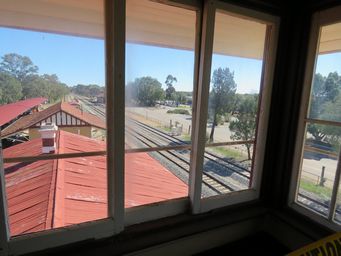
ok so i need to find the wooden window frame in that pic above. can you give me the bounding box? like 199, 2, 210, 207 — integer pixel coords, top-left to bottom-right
190, 0, 279, 214
288, 5, 341, 232
0, 0, 278, 254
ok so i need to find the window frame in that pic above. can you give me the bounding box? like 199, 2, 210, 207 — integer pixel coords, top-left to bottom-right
190, 0, 279, 214
0, 0, 279, 254
288, 5, 341, 232
0, 0, 125, 254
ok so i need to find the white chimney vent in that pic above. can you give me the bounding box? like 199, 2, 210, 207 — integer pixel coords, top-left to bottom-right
39, 122, 58, 154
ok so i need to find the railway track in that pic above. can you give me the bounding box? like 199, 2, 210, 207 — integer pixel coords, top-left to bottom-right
128, 119, 250, 178
125, 119, 250, 194
125, 126, 234, 194
297, 191, 341, 220
75, 96, 106, 119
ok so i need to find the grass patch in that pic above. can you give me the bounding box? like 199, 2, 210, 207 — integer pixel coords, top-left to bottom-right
207, 146, 247, 162
299, 179, 332, 199
176, 105, 191, 109
181, 134, 191, 142
160, 126, 171, 133
167, 109, 190, 115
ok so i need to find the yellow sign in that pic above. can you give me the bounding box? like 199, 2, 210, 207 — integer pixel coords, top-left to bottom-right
287, 233, 341, 256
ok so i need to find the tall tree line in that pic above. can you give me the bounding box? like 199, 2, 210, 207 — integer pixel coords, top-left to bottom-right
0, 53, 69, 104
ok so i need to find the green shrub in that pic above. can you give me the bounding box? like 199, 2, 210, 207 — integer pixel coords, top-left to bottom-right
167, 109, 190, 115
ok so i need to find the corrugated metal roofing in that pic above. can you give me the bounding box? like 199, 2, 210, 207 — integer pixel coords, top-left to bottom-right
4, 138, 56, 235
1, 101, 105, 138
0, 97, 46, 127
3, 130, 188, 236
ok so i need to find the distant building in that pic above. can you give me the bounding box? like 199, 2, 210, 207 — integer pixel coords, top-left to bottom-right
96, 93, 105, 104
0, 102, 105, 140
3, 129, 187, 236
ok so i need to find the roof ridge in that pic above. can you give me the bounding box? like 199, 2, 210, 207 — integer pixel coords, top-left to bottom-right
45, 131, 60, 229
29, 101, 62, 126
45, 162, 58, 230
52, 130, 66, 228
60, 102, 106, 129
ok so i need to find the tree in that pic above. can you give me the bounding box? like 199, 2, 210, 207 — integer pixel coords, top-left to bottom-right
175, 91, 187, 104
229, 94, 258, 160
22, 74, 69, 102
129, 76, 164, 106
315, 94, 341, 150
165, 74, 177, 100
72, 84, 104, 97
0, 53, 38, 83
0, 72, 22, 104
308, 72, 341, 141
208, 67, 237, 142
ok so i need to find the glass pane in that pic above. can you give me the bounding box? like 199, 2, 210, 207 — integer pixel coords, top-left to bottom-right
201, 10, 267, 197
202, 145, 251, 198
0, 0, 106, 236
296, 123, 341, 217
125, 0, 195, 150
124, 0, 196, 208
308, 22, 341, 123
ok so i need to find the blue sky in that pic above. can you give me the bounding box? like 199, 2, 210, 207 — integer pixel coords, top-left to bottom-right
316, 53, 341, 76
1, 27, 340, 94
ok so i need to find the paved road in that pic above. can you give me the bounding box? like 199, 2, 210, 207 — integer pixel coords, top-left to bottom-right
128, 106, 244, 146
301, 157, 338, 188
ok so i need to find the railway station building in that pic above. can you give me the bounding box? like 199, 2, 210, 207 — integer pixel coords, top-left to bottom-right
1, 0, 341, 255
1, 102, 106, 140
0, 98, 47, 131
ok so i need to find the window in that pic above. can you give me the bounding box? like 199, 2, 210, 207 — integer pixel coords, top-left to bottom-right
190, 2, 278, 212
124, 0, 195, 221
0, 0, 278, 254
290, 6, 341, 230
201, 10, 267, 199
0, 0, 114, 254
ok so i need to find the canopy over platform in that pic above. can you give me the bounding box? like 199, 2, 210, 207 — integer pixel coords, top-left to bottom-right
0, 0, 268, 59
2, 1, 339, 59
320, 23, 341, 54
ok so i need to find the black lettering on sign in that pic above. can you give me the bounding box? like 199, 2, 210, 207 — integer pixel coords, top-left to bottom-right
326, 242, 337, 256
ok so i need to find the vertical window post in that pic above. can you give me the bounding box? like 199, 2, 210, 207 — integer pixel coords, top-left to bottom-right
105, 0, 126, 232
189, 0, 215, 213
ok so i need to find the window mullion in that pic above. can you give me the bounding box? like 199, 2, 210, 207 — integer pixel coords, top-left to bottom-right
105, 0, 125, 232
189, 0, 215, 214
0, 137, 9, 254
328, 149, 341, 221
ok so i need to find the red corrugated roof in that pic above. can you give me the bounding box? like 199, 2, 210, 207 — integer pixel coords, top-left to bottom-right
1, 101, 105, 137
3, 131, 188, 236
0, 98, 47, 127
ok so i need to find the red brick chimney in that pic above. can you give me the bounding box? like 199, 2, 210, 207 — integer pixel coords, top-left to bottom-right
39, 123, 58, 154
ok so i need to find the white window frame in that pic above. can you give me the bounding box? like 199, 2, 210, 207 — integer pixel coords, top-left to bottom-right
0, 0, 125, 255
288, 5, 341, 232
190, 0, 279, 214
0, 0, 279, 254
